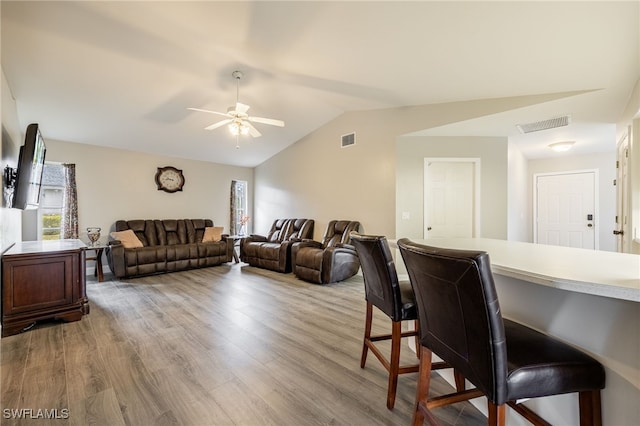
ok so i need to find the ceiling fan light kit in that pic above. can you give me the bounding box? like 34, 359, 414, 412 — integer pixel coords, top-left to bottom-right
188, 70, 284, 148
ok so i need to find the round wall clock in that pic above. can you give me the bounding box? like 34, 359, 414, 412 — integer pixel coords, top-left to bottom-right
155, 166, 185, 193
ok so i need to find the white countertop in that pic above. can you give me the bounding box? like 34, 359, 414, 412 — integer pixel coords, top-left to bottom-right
393, 238, 640, 303
3, 239, 87, 256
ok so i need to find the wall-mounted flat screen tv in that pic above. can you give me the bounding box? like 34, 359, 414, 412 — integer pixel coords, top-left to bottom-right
13, 123, 47, 210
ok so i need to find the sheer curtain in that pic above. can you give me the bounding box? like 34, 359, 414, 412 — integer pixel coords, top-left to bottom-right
61, 163, 78, 239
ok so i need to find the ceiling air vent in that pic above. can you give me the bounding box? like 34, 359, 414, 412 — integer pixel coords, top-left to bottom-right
516, 115, 571, 134
341, 132, 356, 148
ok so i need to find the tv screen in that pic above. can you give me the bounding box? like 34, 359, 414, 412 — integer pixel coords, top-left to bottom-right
12, 123, 47, 210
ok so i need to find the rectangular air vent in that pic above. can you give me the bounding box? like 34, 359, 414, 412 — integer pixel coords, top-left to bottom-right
341, 132, 356, 148
516, 115, 571, 134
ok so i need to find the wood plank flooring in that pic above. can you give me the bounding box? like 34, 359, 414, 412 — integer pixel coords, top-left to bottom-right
1, 263, 486, 425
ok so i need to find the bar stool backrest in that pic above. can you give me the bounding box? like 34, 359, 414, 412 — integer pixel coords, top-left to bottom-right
350, 233, 404, 321
398, 238, 509, 404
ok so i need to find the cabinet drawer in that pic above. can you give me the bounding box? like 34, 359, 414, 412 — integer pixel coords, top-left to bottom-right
3, 254, 75, 315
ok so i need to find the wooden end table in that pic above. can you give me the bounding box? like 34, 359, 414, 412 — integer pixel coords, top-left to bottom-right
227, 235, 249, 263
84, 241, 108, 282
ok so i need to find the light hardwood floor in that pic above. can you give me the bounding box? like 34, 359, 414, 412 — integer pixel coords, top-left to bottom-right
1, 263, 486, 426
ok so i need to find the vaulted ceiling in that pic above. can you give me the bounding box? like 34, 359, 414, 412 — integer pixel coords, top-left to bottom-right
2, 1, 638, 167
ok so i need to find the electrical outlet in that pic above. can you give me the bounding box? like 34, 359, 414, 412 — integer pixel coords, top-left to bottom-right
402, 212, 410, 220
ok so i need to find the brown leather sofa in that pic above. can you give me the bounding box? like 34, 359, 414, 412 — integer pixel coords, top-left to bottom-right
240, 218, 314, 273
106, 219, 232, 279
292, 220, 361, 284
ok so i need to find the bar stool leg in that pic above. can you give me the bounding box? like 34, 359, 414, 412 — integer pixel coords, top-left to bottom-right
361, 302, 373, 368
488, 402, 506, 426
387, 320, 402, 409
579, 390, 602, 426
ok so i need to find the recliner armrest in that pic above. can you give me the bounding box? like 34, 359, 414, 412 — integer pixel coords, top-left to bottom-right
246, 234, 268, 243
294, 240, 323, 249
334, 242, 356, 251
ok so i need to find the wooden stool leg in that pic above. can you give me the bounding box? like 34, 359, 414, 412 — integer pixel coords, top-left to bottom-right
579, 390, 602, 426
414, 319, 421, 359
454, 369, 466, 392
360, 302, 373, 368
387, 320, 402, 409
488, 402, 506, 426
412, 346, 433, 426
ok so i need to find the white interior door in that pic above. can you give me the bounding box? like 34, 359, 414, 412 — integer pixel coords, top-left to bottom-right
535, 171, 596, 249
424, 160, 477, 239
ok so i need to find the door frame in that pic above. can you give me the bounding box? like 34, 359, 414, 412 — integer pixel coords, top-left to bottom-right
533, 169, 599, 249
423, 158, 481, 239
615, 129, 630, 253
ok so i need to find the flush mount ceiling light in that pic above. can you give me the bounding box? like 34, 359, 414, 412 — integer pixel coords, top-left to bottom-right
548, 141, 575, 152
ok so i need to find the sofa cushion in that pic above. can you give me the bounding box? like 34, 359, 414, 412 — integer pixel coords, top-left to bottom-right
202, 226, 224, 242
110, 229, 144, 248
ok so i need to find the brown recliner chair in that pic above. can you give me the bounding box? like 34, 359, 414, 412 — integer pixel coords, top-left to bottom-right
240, 218, 314, 273
292, 220, 361, 284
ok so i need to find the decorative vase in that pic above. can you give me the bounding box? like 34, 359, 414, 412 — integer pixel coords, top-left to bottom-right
238, 225, 246, 236
87, 227, 101, 246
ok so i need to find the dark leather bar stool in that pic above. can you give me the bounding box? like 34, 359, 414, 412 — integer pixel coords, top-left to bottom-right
351, 233, 452, 409
398, 238, 605, 426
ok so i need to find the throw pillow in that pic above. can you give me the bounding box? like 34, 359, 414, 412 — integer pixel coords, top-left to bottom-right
202, 226, 224, 242
110, 229, 144, 248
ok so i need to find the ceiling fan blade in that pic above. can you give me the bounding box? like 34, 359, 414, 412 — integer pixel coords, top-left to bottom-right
248, 116, 285, 127
187, 107, 230, 118
204, 119, 232, 131
245, 121, 262, 138
235, 102, 251, 115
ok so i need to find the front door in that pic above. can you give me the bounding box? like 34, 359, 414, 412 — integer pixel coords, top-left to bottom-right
535, 171, 596, 249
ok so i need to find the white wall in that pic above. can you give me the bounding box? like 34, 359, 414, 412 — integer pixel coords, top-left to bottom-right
528, 152, 617, 251
507, 141, 529, 242
396, 135, 508, 241
1, 69, 23, 251
37, 140, 253, 241
617, 78, 640, 253
632, 118, 640, 253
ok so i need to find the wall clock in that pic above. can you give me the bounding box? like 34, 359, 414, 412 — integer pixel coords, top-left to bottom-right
155, 166, 185, 193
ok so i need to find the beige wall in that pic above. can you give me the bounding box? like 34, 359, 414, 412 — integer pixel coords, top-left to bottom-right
28, 140, 253, 241
254, 94, 570, 240
396, 136, 508, 241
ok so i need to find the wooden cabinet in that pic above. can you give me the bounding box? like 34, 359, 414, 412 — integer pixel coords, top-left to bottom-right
1, 239, 89, 337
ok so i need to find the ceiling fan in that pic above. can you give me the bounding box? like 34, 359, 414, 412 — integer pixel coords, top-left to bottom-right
188, 70, 285, 141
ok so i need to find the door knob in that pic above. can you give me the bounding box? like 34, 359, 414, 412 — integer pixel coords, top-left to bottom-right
427, 227, 432, 231
613, 230, 624, 235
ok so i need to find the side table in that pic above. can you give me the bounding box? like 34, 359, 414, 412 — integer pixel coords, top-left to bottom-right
226, 235, 249, 263
84, 242, 109, 282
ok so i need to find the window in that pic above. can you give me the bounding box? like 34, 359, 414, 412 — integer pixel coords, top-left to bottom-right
230, 180, 248, 235
37, 163, 65, 240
